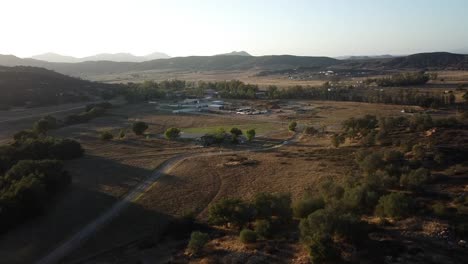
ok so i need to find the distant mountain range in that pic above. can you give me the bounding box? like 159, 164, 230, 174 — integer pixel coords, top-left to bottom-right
30, 52, 171, 63
1, 52, 467, 80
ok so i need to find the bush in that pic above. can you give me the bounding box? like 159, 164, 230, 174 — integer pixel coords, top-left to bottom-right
15, 137, 84, 161
360, 130, 376, 146
33, 116, 58, 135
100, 130, 114, 140
304, 126, 319, 135
187, 231, 209, 255
432, 202, 447, 217
375, 192, 412, 219
239, 229, 257, 244
293, 197, 325, 218
307, 235, 339, 264
13, 130, 38, 143
253, 192, 292, 223
342, 185, 380, 213
342, 115, 378, 138
289, 121, 297, 132
0, 159, 70, 233
400, 168, 431, 190
164, 127, 181, 140
411, 143, 426, 160
254, 219, 272, 239
358, 152, 384, 174
132, 121, 148, 135
330, 133, 345, 148
245, 129, 256, 142
119, 129, 126, 139
65, 106, 107, 125
230, 127, 243, 137
208, 198, 254, 229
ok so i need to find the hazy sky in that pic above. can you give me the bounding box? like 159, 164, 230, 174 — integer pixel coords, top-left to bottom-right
2, 0, 468, 58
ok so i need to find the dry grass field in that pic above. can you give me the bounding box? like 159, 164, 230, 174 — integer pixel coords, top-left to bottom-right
0, 96, 465, 263
55, 101, 428, 263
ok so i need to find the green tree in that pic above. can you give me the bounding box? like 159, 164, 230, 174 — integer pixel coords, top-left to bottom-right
239, 229, 257, 244
187, 231, 209, 255
245, 129, 256, 142
119, 129, 126, 139
330, 133, 345, 148
254, 219, 272, 238
230, 127, 243, 143
289, 121, 297, 132
400, 168, 431, 190
13, 130, 38, 143
293, 197, 325, 219
307, 235, 339, 264
253, 192, 292, 223
33, 119, 50, 135
208, 198, 254, 229
165, 127, 181, 140
100, 130, 114, 141
375, 192, 412, 219
132, 121, 148, 135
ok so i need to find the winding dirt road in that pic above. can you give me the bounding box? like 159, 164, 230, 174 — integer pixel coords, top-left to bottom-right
36, 133, 298, 264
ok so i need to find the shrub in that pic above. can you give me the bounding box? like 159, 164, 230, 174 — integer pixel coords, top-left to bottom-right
0, 159, 71, 233
208, 198, 254, 229
317, 179, 345, 202
304, 126, 319, 135
13, 130, 38, 143
409, 114, 433, 132
165, 127, 181, 140
253, 192, 292, 223
119, 129, 126, 139
33, 116, 58, 135
342, 185, 380, 213
330, 133, 345, 148
342, 115, 378, 138
33, 119, 50, 135
15, 137, 84, 161
432, 202, 447, 217
400, 168, 431, 190
245, 129, 256, 142
254, 219, 272, 239
230, 127, 243, 137
358, 152, 384, 174
132, 121, 148, 135
411, 143, 426, 160
289, 121, 297, 131
375, 192, 412, 219
187, 231, 209, 255
4, 159, 70, 193
307, 235, 339, 264
293, 197, 325, 218
239, 229, 257, 244
100, 130, 114, 140
360, 130, 376, 146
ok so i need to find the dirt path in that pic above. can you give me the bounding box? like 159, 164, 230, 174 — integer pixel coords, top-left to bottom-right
36, 133, 299, 264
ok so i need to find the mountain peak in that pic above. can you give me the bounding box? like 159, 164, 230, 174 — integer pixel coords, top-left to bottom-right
216, 51, 252, 56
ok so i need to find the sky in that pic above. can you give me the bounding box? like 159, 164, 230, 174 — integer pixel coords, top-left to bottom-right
1, 0, 468, 58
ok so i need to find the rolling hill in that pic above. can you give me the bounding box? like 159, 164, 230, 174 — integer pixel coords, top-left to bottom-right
1, 52, 467, 81
0, 66, 116, 108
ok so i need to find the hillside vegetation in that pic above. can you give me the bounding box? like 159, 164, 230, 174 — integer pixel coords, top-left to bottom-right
0, 66, 117, 108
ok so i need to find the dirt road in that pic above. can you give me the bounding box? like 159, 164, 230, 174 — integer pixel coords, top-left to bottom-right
36, 133, 298, 264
